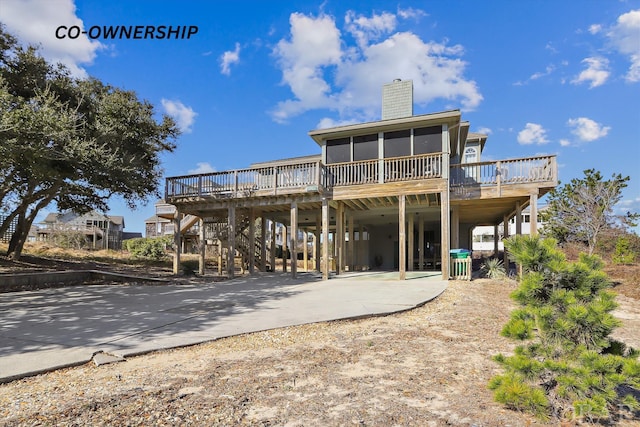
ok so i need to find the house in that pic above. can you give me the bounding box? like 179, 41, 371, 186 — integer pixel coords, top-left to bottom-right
37, 210, 126, 250
159, 80, 557, 279
472, 205, 547, 253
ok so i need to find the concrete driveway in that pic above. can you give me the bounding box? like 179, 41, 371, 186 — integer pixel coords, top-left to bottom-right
0, 271, 447, 382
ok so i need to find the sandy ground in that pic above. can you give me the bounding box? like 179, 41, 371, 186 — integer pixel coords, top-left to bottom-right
1, 277, 638, 426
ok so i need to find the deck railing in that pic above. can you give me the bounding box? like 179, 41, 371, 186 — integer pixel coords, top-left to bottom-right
166, 160, 327, 199
165, 154, 556, 200
450, 155, 556, 187
325, 153, 443, 186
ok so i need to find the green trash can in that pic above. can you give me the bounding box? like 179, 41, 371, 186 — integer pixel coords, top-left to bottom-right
450, 249, 471, 277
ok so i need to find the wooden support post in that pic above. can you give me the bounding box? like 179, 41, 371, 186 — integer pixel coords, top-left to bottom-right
503, 214, 510, 270
515, 201, 522, 235
198, 217, 205, 276
322, 199, 329, 280
418, 214, 425, 271
529, 192, 539, 236
336, 202, 344, 275
260, 215, 267, 272
451, 206, 460, 249
270, 220, 276, 272
218, 239, 223, 275
303, 229, 308, 271
315, 213, 321, 272
358, 224, 365, 270
399, 195, 406, 280
408, 211, 414, 271
249, 208, 255, 274
290, 202, 298, 278
227, 204, 236, 278
494, 224, 500, 257
348, 214, 354, 271
441, 190, 450, 280
172, 208, 181, 275
282, 224, 287, 273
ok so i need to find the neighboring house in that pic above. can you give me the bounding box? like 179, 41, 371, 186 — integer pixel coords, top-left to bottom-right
37, 210, 126, 250
472, 206, 546, 253
160, 79, 558, 279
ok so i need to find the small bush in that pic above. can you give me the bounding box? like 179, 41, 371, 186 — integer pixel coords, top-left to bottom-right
50, 230, 88, 250
612, 236, 637, 265
124, 237, 169, 260
481, 258, 506, 279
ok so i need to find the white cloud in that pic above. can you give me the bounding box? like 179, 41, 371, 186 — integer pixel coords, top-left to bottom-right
530, 65, 555, 80
271, 11, 482, 123
0, 0, 104, 78
188, 162, 216, 174
161, 99, 197, 133
517, 123, 549, 145
559, 139, 571, 147
397, 7, 427, 20
220, 42, 241, 76
607, 9, 640, 82
567, 117, 610, 142
345, 10, 397, 48
476, 127, 492, 135
316, 117, 359, 129
572, 57, 610, 88
589, 24, 602, 35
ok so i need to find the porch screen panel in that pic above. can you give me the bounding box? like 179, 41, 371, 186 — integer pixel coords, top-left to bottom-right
353, 133, 378, 161
414, 126, 441, 154
383, 130, 411, 158
326, 137, 350, 164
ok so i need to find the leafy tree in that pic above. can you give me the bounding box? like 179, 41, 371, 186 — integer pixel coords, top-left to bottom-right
489, 235, 640, 422
542, 169, 639, 255
0, 25, 179, 260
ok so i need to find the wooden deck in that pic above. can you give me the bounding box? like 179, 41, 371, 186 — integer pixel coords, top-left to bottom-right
165, 154, 557, 205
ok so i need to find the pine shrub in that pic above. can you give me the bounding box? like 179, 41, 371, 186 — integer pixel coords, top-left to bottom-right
489, 235, 640, 422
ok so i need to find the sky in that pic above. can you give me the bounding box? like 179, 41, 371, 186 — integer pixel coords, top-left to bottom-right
1, 0, 639, 234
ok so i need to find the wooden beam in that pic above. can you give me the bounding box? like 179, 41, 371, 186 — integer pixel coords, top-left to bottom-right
198, 217, 205, 275
228, 204, 236, 279
249, 208, 255, 274
515, 201, 522, 235
260, 215, 266, 272
336, 202, 344, 275
440, 189, 449, 280
282, 223, 287, 273
418, 214, 424, 271
290, 202, 298, 278
399, 194, 406, 280
270, 220, 276, 271
503, 214, 510, 269
451, 206, 460, 249
348, 214, 354, 271
408, 211, 414, 271
322, 198, 329, 280
173, 207, 181, 275
530, 191, 538, 236
315, 213, 321, 272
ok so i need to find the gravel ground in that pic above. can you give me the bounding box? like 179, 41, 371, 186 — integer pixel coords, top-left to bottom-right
1, 278, 638, 426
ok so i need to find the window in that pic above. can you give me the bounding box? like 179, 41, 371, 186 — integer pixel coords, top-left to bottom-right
463, 147, 478, 163
414, 126, 441, 154
383, 130, 411, 158
353, 134, 378, 161
326, 137, 350, 164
